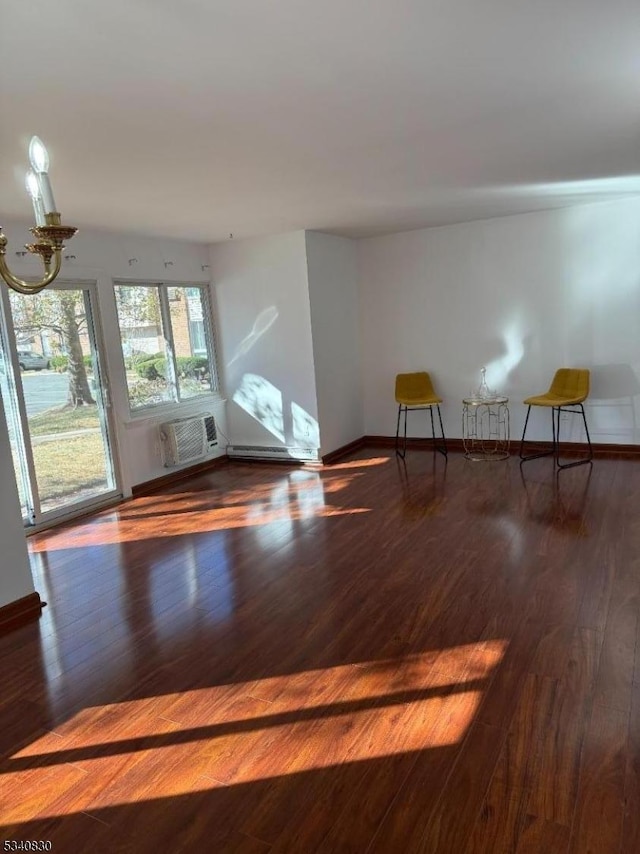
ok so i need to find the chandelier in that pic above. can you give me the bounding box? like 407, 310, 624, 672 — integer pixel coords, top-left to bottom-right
0, 137, 77, 295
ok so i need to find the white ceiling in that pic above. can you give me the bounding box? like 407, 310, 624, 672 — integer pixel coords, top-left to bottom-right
2, 1, 639, 243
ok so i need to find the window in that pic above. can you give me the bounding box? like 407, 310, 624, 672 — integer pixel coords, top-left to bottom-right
114, 283, 218, 411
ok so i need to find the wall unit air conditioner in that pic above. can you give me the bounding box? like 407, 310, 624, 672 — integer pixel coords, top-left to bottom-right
159, 413, 217, 467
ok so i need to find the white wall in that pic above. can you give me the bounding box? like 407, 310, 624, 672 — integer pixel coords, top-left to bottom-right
210, 231, 320, 452
305, 231, 363, 455
358, 197, 640, 443
0, 218, 228, 495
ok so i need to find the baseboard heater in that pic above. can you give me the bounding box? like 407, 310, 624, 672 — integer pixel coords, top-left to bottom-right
227, 445, 319, 462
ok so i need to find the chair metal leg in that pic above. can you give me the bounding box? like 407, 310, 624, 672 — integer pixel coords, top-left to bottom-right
582, 404, 593, 456
395, 404, 447, 459
403, 406, 408, 458
521, 402, 593, 469
556, 403, 593, 470
520, 405, 554, 464
395, 405, 409, 459
429, 405, 447, 456
395, 405, 404, 458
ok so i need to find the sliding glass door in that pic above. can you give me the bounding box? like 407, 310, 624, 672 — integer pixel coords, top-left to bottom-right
0, 281, 121, 526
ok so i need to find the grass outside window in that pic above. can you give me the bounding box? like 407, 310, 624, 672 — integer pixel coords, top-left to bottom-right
28, 405, 108, 507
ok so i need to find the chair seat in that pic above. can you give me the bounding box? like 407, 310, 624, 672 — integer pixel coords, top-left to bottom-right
396, 394, 442, 406
523, 393, 586, 407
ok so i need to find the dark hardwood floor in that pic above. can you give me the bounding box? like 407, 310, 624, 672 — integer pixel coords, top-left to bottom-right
1, 449, 639, 852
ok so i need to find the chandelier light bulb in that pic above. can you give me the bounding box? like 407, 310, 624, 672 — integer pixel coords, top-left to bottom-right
29, 136, 49, 173
25, 170, 46, 226
28, 136, 56, 213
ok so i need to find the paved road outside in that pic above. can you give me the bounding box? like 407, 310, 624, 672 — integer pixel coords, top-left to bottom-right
20, 370, 70, 416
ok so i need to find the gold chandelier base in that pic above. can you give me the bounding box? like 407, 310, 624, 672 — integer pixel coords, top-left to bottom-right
0, 212, 78, 295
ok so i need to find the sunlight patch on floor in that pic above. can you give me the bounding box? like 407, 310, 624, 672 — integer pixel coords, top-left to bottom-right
29, 471, 369, 551
325, 457, 390, 470
29, 504, 371, 549
3, 642, 506, 821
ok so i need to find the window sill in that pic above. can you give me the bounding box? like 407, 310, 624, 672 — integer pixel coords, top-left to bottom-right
122, 393, 227, 428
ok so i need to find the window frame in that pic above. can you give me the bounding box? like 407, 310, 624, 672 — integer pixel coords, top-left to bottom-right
113, 280, 220, 417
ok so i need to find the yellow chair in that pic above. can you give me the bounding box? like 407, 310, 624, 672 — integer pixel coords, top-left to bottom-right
519, 368, 592, 469
395, 372, 447, 459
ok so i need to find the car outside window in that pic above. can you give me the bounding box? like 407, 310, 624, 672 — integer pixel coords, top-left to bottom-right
17, 350, 50, 371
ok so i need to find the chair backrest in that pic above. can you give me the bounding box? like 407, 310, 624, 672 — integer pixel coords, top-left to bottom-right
395, 371, 437, 402
548, 368, 590, 401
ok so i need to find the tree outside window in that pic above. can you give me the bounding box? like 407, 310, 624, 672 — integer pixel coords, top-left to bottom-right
9, 289, 95, 406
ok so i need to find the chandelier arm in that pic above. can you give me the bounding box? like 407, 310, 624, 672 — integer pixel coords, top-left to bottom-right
0, 249, 62, 295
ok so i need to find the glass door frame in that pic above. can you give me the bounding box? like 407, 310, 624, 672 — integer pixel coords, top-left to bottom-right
0, 278, 123, 529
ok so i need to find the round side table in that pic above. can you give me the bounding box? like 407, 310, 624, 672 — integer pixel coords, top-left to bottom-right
462, 396, 510, 461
